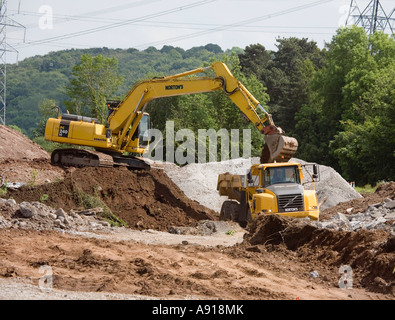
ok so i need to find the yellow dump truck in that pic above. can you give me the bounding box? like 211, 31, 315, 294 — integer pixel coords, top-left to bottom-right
217, 162, 320, 227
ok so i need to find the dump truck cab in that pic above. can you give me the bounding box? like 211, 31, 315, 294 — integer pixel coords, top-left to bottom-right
217, 162, 319, 227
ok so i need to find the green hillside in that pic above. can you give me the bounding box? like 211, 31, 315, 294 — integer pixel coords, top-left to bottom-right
5, 27, 395, 185
6, 44, 228, 137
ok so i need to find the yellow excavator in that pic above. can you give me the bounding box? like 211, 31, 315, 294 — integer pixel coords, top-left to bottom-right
45, 62, 298, 169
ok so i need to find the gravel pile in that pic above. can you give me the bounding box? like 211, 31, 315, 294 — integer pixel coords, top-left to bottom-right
0, 198, 112, 232
159, 157, 362, 212
313, 198, 395, 235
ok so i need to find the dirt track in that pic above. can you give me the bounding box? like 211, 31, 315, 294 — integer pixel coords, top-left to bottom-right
0, 125, 394, 300
0, 226, 392, 300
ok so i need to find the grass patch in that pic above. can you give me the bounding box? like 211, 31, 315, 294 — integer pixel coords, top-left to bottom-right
40, 193, 49, 202
0, 184, 7, 197
355, 185, 376, 194
355, 181, 385, 194
74, 187, 127, 227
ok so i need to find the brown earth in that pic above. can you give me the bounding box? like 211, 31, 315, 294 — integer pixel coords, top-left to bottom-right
0, 227, 392, 300
0, 125, 49, 161
0, 125, 394, 300
8, 166, 217, 231
2, 177, 394, 299
0, 125, 64, 185
233, 214, 395, 295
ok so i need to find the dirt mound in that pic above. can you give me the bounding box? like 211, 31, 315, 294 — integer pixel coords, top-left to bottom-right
0, 126, 63, 186
7, 166, 216, 231
320, 181, 395, 220
0, 126, 49, 161
238, 214, 394, 294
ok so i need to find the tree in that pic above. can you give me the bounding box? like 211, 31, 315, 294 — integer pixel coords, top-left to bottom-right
64, 54, 123, 123
330, 37, 395, 184
32, 98, 59, 138
239, 43, 272, 80
145, 53, 270, 162
239, 39, 324, 134
295, 26, 395, 184
266, 38, 324, 134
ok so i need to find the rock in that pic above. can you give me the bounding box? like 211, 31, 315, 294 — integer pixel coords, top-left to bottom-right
136, 220, 144, 228
76, 208, 102, 216
98, 220, 110, 227
48, 213, 57, 220
384, 212, 395, 220
374, 277, 389, 288
54, 219, 66, 229
68, 210, 78, 218
309, 271, 319, 278
383, 200, 395, 210
369, 203, 382, 210
19, 202, 37, 218
6, 199, 16, 206
336, 212, 351, 230
346, 207, 353, 214
18, 221, 27, 228
370, 211, 384, 219
320, 221, 336, 229
350, 220, 362, 231
364, 217, 386, 230
55, 208, 67, 218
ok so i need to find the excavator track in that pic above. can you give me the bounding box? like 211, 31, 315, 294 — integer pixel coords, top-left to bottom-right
51, 148, 150, 170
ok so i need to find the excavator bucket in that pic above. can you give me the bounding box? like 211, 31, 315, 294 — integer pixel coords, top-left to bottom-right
260, 134, 298, 163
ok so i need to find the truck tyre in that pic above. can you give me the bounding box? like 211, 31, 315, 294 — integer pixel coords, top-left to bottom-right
219, 200, 240, 222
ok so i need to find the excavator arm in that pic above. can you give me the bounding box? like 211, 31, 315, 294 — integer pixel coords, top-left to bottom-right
45, 62, 298, 168
106, 62, 297, 162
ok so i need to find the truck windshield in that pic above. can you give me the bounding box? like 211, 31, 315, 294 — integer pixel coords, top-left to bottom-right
263, 166, 300, 186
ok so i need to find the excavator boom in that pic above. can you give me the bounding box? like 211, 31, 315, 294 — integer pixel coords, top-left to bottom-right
45, 62, 298, 168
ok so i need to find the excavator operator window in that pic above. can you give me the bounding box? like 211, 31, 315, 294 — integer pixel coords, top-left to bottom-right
138, 114, 150, 147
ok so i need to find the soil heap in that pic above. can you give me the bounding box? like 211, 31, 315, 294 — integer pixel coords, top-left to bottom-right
0, 125, 63, 185
8, 166, 216, 231
0, 125, 49, 161
236, 213, 394, 294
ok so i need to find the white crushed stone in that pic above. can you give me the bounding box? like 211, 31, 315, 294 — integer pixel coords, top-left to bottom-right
157, 157, 362, 212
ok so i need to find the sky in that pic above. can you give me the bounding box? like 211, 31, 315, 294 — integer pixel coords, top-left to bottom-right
5, 0, 395, 62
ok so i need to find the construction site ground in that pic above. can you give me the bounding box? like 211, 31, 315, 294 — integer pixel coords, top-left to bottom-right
0, 125, 394, 300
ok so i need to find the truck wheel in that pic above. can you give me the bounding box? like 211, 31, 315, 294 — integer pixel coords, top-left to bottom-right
219, 200, 240, 222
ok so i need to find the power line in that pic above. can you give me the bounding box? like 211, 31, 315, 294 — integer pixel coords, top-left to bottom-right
133, 0, 335, 49
14, 0, 217, 49
8, 0, 162, 30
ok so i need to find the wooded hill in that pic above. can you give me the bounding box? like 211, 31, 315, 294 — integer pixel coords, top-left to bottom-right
5, 26, 395, 185
6, 43, 230, 136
